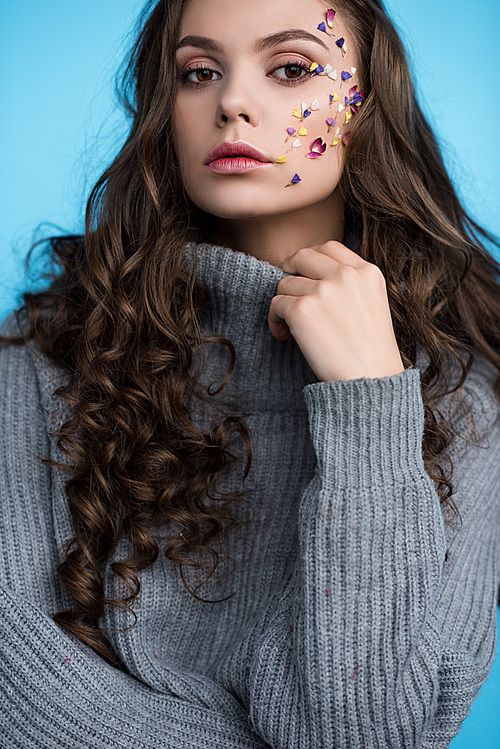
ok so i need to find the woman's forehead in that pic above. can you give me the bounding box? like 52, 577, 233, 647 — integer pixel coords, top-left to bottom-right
176, 0, 354, 61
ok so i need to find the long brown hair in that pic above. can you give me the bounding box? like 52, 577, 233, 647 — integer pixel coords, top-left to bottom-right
1, 0, 499, 665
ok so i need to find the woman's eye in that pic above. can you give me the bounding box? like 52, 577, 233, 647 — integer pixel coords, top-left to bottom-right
272, 61, 310, 84
178, 66, 222, 86
177, 60, 311, 87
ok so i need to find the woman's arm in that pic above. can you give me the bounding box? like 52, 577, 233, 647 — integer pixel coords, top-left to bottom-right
0, 584, 269, 749
216, 363, 499, 748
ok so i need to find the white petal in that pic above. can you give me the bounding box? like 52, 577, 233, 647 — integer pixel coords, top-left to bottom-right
310, 99, 321, 110
292, 139, 301, 148
338, 103, 345, 112
327, 70, 338, 80
323, 63, 333, 74
351, 67, 357, 75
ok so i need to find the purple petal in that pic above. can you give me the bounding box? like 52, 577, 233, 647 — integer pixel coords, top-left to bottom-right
306, 152, 322, 158
336, 37, 345, 48
317, 21, 327, 32
341, 70, 352, 81
311, 137, 327, 153
326, 117, 336, 126
344, 96, 349, 106
313, 64, 324, 75
291, 173, 301, 183
303, 109, 312, 118
329, 94, 335, 104
287, 127, 297, 136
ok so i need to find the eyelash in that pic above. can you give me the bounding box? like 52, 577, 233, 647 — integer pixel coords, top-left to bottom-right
177, 59, 311, 87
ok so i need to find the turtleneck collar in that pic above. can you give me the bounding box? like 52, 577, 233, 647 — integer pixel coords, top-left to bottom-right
184, 240, 319, 413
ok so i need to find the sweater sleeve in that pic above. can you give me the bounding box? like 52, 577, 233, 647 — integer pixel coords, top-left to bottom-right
216, 364, 500, 748
0, 341, 268, 749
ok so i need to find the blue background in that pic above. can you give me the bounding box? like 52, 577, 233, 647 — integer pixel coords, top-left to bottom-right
0, 2, 499, 746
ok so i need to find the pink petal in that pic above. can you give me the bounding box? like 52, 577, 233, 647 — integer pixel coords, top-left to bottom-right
311, 136, 326, 152
326, 9, 336, 27
306, 152, 322, 158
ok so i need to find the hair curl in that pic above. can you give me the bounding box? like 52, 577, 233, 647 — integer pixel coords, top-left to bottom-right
1, 0, 500, 664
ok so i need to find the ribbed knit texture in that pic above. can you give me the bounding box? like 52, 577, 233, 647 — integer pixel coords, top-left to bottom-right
0, 239, 499, 748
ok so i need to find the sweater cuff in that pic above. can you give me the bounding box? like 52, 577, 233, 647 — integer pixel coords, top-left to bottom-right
302, 367, 426, 489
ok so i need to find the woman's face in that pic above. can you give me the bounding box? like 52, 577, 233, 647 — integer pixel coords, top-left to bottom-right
173, 0, 359, 227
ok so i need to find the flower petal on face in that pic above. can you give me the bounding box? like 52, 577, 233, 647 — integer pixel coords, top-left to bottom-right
342, 42, 348, 54
310, 99, 321, 110
292, 139, 302, 148
323, 63, 333, 74
336, 37, 345, 48
349, 85, 357, 96
275, 156, 287, 163
327, 9, 336, 27
317, 21, 327, 32
344, 96, 349, 106
314, 64, 324, 75
309, 62, 319, 74
326, 117, 336, 126
351, 105, 358, 114
332, 137, 339, 146
311, 136, 327, 154
292, 173, 301, 183
303, 109, 312, 118
306, 152, 323, 158
287, 127, 297, 136
337, 103, 345, 113
329, 92, 338, 104
341, 70, 352, 81
297, 127, 308, 136
344, 111, 352, 124
292, 109, 301, 119
351, 67, 356, 76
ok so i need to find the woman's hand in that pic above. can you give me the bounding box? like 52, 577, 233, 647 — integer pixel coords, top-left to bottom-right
268, 241, 405, 382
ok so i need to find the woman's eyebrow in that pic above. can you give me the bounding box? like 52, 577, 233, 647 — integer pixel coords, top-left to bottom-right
175, 29, 329, 53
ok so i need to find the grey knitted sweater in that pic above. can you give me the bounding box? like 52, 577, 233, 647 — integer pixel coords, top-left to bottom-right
0, 240, 499, 748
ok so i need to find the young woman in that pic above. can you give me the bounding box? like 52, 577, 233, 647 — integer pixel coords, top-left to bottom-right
1, 0, 499, 746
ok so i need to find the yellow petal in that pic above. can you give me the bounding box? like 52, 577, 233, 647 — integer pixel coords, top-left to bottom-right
344, 111, 352, 124
332, 137, 339, 146
309, 62, 319, 72
292, 109, 301, 119
275, 156, 287, 163
297, 126, 308, 136
330, 92, 338, 103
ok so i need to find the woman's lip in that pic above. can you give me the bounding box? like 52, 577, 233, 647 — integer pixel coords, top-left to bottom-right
206, 157, 273, 173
